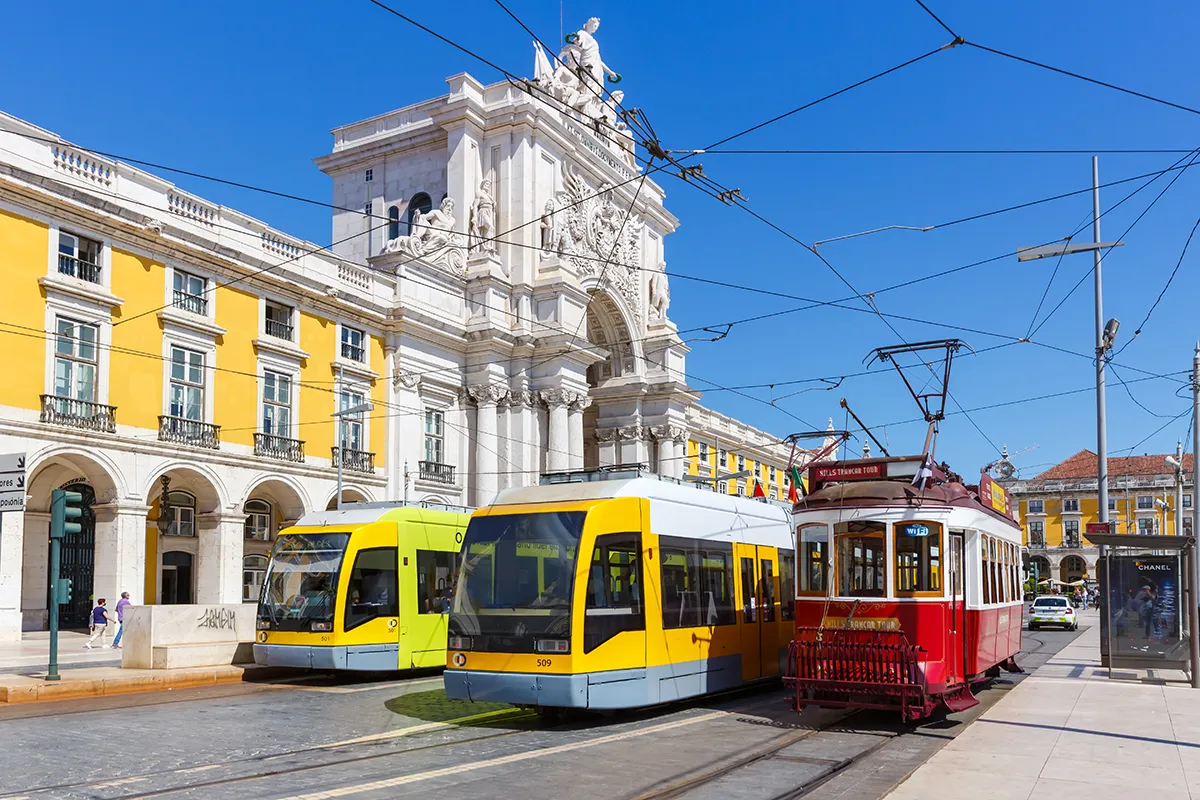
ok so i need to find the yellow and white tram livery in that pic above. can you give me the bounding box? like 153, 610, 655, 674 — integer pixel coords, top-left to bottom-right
443, 468, 795, 710
254, 502, 471, 671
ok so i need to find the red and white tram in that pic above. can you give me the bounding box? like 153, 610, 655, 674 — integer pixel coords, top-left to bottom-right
784, 456, 1024, 721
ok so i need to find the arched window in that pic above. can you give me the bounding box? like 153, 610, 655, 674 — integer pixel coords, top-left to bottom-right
387, 206, 400, 240
243, 554, 269, 603
244, 499, 271, 541
406, 193, 433, 235
162, 491, 196, 537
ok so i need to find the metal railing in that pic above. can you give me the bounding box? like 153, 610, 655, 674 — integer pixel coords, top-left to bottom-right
1063, 535, 1082, 548
254, 432, 305, 463
172, 289, 208, 316
57, 254, 101, 283
419, 460, 456, 484
332, 446, 375, 473
1029, 537, 1047, 549
265, 318, 293, 340
340, 342, 364, 362
39, 395, 116, 433
158, 415, 220, 449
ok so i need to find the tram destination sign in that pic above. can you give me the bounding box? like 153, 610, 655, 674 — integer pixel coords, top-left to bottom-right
0, 452, 27, 512
810, 462, 886, 483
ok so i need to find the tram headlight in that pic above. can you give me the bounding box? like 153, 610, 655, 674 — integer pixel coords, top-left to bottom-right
256, 620, 271, 631
448, 636, 472, 651
535, 639, 570, 654
311, 622, 333, 632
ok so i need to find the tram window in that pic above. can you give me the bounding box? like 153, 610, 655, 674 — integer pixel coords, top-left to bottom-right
659, 536, 735, 629
416, 550, 459, 614
778, 549, 795, 620
344, 547, 399, 630
740, 558, 757, 622
583, 533, 645, 653
834, 521, 885, 598
949, 532, 963, 597
893, 522, 942, 594
760, 559, 775, 622
797, 524, 828, 594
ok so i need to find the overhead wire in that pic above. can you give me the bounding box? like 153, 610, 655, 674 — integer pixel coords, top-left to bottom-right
1111, 212, 1200, 358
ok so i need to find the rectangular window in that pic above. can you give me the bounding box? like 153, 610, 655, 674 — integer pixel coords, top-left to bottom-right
659, 536, 735, 629
1185, 495, 1193, 509
341, 326, 365, 362
797, 524, 827, 594
894, 521, 942, 594
57, 231, 101, 282
1064, 519, 1080, 546
172, 270, 207, 315
583, 533, 644, 653
262, 371, 292, 437
1109, 497, 1117, 511
344, 547, 398, 630
1029, 520, 1044, 546
1028, 500, 1044, 514
718, 449, 727, 467
949, 532, 962, 598
416, 549, 458, 614
778, 549, 795, 620
169, 346, 204, 421
835, 521, 885, 598
1186, 517, 1194, 536
1063, 498, 1079, 512
1138, 495, 1154, 510
737, 455, 746, 473
716, 481, 726, 494
740, 557, 757, 623
1138, 518, 1154, 534
760, 559, 775, 622
698, 443, 708, 463
365, 168, 373, 182
981, 535, 992, 604
340, 389, 365, 450
265, 302, 293, 340
424, 410, 444, 463
53, 318, 98, 402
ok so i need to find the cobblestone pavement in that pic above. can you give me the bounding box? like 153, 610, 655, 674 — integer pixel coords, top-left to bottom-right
0, 622, 1084, 800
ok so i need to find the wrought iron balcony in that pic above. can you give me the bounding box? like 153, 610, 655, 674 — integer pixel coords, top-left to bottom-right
172, 289, 208, 316
265, 318, 294, 340
419, 460, 456, 485
158, 415, 220, 449
254, 432, 305, 463
57, 254, 101, 283
1028, 537, 1047, 549
40, 395, 116, 433
1063, 535, 1082, 548
332, 446, 375, 474
340, 342, 365, 362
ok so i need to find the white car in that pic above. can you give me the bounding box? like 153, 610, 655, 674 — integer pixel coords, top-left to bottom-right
1028, 596, 1078, 631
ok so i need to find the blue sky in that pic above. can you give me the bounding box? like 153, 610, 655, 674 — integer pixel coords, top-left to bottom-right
5, 1, 1200, 478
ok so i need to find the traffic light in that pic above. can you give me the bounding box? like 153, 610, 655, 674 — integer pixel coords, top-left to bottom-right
50, 489, 83, 540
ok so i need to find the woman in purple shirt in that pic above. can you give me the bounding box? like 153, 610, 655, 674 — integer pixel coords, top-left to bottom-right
111, 592, 131, 649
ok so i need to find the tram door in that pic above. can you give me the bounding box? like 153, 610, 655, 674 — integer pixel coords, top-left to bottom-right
758, 549, 780, 677
947, 530, 967, 686
736, 544, 778, 680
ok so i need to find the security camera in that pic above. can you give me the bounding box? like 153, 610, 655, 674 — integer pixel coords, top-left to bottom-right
1166, 456, 1181, 469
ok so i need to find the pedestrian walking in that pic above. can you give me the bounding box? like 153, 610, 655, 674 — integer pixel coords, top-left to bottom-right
85, 599, 114, 649
111, 591, 131, 649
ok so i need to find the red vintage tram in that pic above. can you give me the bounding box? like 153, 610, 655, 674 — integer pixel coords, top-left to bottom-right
784, 455, 1024, 721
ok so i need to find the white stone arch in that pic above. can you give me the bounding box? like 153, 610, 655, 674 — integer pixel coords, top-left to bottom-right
26, 445, 127, 510
583, 286, 644, 385
323, 485, 375, 510
240, 474, 311, 523
142, 462, 230, 515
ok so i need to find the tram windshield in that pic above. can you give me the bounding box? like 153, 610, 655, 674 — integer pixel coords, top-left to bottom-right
449, 511, 585, 651
257, 533, 350, 631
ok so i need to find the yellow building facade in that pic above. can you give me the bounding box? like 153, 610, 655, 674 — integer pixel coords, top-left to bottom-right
683, 405, 801, 502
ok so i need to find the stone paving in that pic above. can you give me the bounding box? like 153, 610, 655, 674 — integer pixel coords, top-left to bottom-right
0, 630, 121, 675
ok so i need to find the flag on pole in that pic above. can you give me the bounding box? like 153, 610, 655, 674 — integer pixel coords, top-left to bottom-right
752, 480, 766, 499
912, 451, 934, 487
788, 465, 803, 503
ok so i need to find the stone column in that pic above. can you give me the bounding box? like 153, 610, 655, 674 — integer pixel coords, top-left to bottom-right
469, 385, 507, 507
596, 428, 620, 467
92, 502, 150, 607
0, 511, 23, 642
19, 512, 50, 632
568, 395, 592, 470
393, 368, 423, 502
541, 389, 573, 472
650, 425, 674, 477
507, 390, 536, 486
672, 428, 689, 480
196, 513, 245, 604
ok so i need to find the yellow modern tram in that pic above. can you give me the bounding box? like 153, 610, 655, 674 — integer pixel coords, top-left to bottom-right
443, 468, 795, 710
254, 502, 471, 670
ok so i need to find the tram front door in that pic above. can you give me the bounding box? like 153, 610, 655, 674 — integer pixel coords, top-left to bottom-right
947, 530, 967, 686
736, 545, 782, 681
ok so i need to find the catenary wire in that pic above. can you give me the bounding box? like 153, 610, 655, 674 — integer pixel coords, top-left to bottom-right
1111, 212, 1200, 358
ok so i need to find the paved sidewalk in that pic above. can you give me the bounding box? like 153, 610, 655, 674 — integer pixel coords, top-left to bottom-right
0, 630, 121, 675
887, 618, 1200, 800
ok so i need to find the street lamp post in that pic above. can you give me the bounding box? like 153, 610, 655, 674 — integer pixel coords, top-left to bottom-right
1017, 156, 1123, 548
331, 400, 374, 510
1167, 441, 1185, 537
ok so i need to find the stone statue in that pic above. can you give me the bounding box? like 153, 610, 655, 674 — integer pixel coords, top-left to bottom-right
649, 262, 670, 320
391, 197, 455, 258
469, 179, 496, 254
572, 17, 619, 89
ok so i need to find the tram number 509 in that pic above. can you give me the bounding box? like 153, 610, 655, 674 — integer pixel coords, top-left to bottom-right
536, 658, 552, 668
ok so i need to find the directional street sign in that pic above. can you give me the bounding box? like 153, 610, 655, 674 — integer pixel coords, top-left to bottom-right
0, 453, 28, 512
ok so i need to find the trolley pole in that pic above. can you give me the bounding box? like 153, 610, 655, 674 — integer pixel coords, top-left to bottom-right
1190, 344, 1200, 690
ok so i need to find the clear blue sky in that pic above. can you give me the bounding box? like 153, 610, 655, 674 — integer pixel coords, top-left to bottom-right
5, 0, 1199, 478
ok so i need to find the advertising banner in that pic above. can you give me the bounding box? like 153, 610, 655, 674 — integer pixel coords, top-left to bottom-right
1099, 555, 1184, 664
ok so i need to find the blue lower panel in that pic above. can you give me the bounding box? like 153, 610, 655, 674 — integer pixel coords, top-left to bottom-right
443, 654, 744, 710
254, 644, 364, 670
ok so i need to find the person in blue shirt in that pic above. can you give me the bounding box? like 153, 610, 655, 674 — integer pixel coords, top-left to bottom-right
85, 598, 114, 649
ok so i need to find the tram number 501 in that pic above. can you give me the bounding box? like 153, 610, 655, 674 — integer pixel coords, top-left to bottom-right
536, 658, 552, 668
